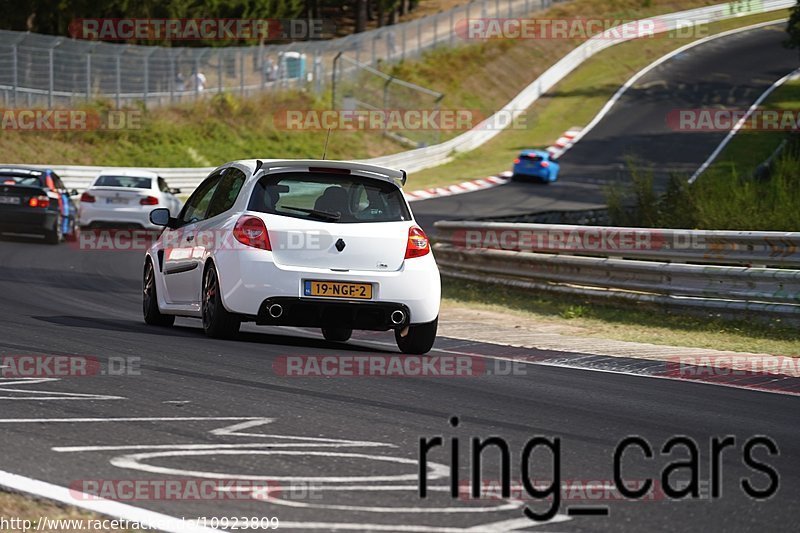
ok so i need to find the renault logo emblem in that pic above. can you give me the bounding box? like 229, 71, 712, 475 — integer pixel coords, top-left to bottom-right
335, 238, 346, 252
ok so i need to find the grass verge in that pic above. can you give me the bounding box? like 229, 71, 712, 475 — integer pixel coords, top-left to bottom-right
442, 278, 800, 356
607, 77, 800, 230
0, 490, 139, 532
706, 77, 800, 175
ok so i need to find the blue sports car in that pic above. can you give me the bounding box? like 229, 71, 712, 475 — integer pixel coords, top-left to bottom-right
512, 150, 560, 183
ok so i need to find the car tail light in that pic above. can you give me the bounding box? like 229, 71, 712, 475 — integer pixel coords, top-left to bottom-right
540, 161, 550, 168
80, 192, 96, 203
139, 196, 159, 205
513, 158, 520, 164
405, 226, 430, 259
28, 195, 50, 208
234, 215, 271, 250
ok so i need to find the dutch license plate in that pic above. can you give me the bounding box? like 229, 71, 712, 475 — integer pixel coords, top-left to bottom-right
106, 197, 128, 204
0, 196, 20, 205
304, 280, 372, 300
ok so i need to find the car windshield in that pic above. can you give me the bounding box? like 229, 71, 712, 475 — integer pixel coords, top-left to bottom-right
94, 175, 152, 189
249, 172, 411, 224
0, 173, 43, 187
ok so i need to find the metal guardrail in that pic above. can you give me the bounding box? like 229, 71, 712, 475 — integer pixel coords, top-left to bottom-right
433, 221, 800, 320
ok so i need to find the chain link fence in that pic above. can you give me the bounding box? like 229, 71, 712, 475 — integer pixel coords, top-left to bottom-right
0, 0, 546, 109
331, 54, 445, 147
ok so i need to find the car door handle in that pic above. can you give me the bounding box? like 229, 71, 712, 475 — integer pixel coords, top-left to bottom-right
186, 235, 194, 242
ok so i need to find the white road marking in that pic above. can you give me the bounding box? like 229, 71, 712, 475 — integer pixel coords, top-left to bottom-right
208, 418, 276, 436
263, 495, 520, 513
110, 450, 448, 483
466, 516, 571, 531
0, 416, 265, 423
54, 442, 394, 452
273, 515, 570, 531
0, 377, 124, 401
11, 417, 575, 531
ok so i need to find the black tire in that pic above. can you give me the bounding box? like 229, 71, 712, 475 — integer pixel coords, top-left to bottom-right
143, 260, 175, 327
202, 262, 240, 339
322, 327, 352, 342
44, 215, 63, 245
395, 317, 438, 355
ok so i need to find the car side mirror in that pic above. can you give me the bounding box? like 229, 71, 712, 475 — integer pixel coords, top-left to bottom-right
69, 189, 79, 197
150, 208, 175, 228
169, 188, 181, 194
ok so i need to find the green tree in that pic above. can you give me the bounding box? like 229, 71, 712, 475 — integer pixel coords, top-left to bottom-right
785, 0, 800, 56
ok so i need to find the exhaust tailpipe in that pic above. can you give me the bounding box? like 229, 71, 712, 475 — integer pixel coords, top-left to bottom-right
268, 304, 283, 319
390, 310, 406, 325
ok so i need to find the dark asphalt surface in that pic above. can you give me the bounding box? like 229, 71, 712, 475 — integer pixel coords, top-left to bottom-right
413, 23, 798, 232
0, 238, 798, 532
1, 21, 799, 533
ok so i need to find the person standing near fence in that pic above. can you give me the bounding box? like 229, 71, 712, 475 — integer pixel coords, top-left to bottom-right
189, 70, 207, 92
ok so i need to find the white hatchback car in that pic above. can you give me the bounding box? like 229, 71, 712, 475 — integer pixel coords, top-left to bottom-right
79, 170, 183, 229
142, 160, 441, 354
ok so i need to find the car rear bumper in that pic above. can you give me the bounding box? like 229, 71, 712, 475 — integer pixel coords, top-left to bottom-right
214, 247, 441, 325
256, 297, 410, 331
0, 208, 56, 234
513, 166, 550, 180
79, 205, 158, 229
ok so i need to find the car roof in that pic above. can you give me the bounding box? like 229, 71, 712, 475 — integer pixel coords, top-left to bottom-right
96, 169, 159, 179
230, 159, 407, 187
0, 167, 46, 176
519, 149, 549, 157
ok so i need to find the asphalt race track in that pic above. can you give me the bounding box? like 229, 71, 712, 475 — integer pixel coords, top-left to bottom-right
412, 23, 797, 231
0, 236, 798, 532
1, 19, 799, 533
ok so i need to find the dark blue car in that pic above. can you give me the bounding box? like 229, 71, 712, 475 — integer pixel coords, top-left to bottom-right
512, 149, 560, 183
0, 167, 78, 243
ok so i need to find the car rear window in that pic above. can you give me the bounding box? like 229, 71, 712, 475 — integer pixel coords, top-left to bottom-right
523, 154, 544, 162
0, 174, 44, 187
249, 172, 411, 223
94, 176, 152, 189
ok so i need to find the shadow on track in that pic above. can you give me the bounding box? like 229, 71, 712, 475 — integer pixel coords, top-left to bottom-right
32, 314, 395, 353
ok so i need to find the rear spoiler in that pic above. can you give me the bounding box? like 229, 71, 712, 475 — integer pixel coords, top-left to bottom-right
256, 160, 407, 187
